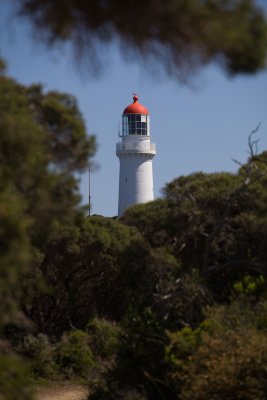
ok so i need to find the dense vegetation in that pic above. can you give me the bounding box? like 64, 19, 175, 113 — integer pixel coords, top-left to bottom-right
1, 1, 267, 398
0, 67, 96, 399
1, 67, 267, 398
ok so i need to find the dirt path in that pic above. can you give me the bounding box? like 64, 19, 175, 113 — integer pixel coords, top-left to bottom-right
36, 383, 89, 400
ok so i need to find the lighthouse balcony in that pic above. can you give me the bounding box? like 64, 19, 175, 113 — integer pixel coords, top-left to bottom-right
116, 141, 156, 155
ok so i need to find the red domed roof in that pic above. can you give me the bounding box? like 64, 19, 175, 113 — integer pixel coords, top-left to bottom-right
123, 94, 149, 115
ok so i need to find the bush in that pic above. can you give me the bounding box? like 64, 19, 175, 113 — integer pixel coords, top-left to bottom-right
167, 302, 267, 400
87, 318, 121, 358
19, 333, 57, 378
19, 330, 96, 380
0, 355, 34, 400
56, 330, 95, 378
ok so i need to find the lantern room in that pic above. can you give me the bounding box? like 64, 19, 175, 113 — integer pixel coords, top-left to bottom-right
121, 94, 150, 136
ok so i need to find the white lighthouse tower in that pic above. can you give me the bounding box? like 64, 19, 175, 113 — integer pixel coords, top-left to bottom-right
116, 94, 156, 216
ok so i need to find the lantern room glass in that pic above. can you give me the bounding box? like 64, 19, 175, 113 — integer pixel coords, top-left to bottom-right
122, 114, 150, 136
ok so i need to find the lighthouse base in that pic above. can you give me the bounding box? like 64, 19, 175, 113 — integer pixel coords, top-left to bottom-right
118, 153, 154, 216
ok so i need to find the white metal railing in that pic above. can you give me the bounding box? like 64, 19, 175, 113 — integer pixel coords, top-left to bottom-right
116, 141, 156, 154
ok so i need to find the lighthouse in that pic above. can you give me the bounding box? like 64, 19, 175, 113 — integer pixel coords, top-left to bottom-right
116, 94, 156, 216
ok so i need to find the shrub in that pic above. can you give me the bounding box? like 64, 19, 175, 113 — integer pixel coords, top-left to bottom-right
19, 333, 57, 378
167, 302, 267, 400
0, 355, 34, 400
87, 318, 121, 358
56, 330, 95, 378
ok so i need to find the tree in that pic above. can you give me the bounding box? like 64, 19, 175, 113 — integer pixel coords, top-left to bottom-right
0, 77, 96, 251
11, 0, 267, 80
123, 147, 267, 303
25, 215, 153, 335
0, 72, 96, 397
91, 146, 267, 400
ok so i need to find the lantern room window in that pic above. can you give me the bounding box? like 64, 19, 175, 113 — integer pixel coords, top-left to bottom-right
122, 114, 150, 136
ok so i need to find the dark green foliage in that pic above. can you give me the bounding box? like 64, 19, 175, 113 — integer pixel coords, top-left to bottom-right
0, 72, 96, 397
124, 167, 267, 302
2, 64, 267, 399
19, 330, 96, 380
108, 308, 172, 400
122, 199, 171, 248
0, 58, 7, 74
90, 273, 211, 400
166, 302, 267, 400
6, 143, 266, 399
0, 76, 96, 249
86, 318, 121, 359
27, 215, 184, 336
92, 150, 267, 400
0, 189, 31, 326
20, 333, 57, 378
30, 87, 96, 172
0, 355, 34, 400
163, 172, 246, 276
12, 0, 267, 80
0, 75, 96, 328
27, 216, 150, 334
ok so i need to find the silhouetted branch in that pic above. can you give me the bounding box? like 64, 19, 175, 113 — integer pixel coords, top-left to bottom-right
205, 260, 263, 278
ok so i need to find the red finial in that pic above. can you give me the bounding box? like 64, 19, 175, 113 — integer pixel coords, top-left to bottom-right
133, 93, 139, 103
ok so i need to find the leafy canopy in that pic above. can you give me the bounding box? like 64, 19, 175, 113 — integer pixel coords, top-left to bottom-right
0, 73, 96, 327
11, 0, 267, 80
0, 71, 96, 398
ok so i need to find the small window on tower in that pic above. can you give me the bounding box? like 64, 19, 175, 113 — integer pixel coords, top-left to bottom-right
141, 115, 146, 122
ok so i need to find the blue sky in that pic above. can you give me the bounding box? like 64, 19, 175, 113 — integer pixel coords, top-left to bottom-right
1, 1, 267, 216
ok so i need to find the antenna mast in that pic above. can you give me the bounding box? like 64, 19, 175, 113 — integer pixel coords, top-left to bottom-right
88, 163, 91, 217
